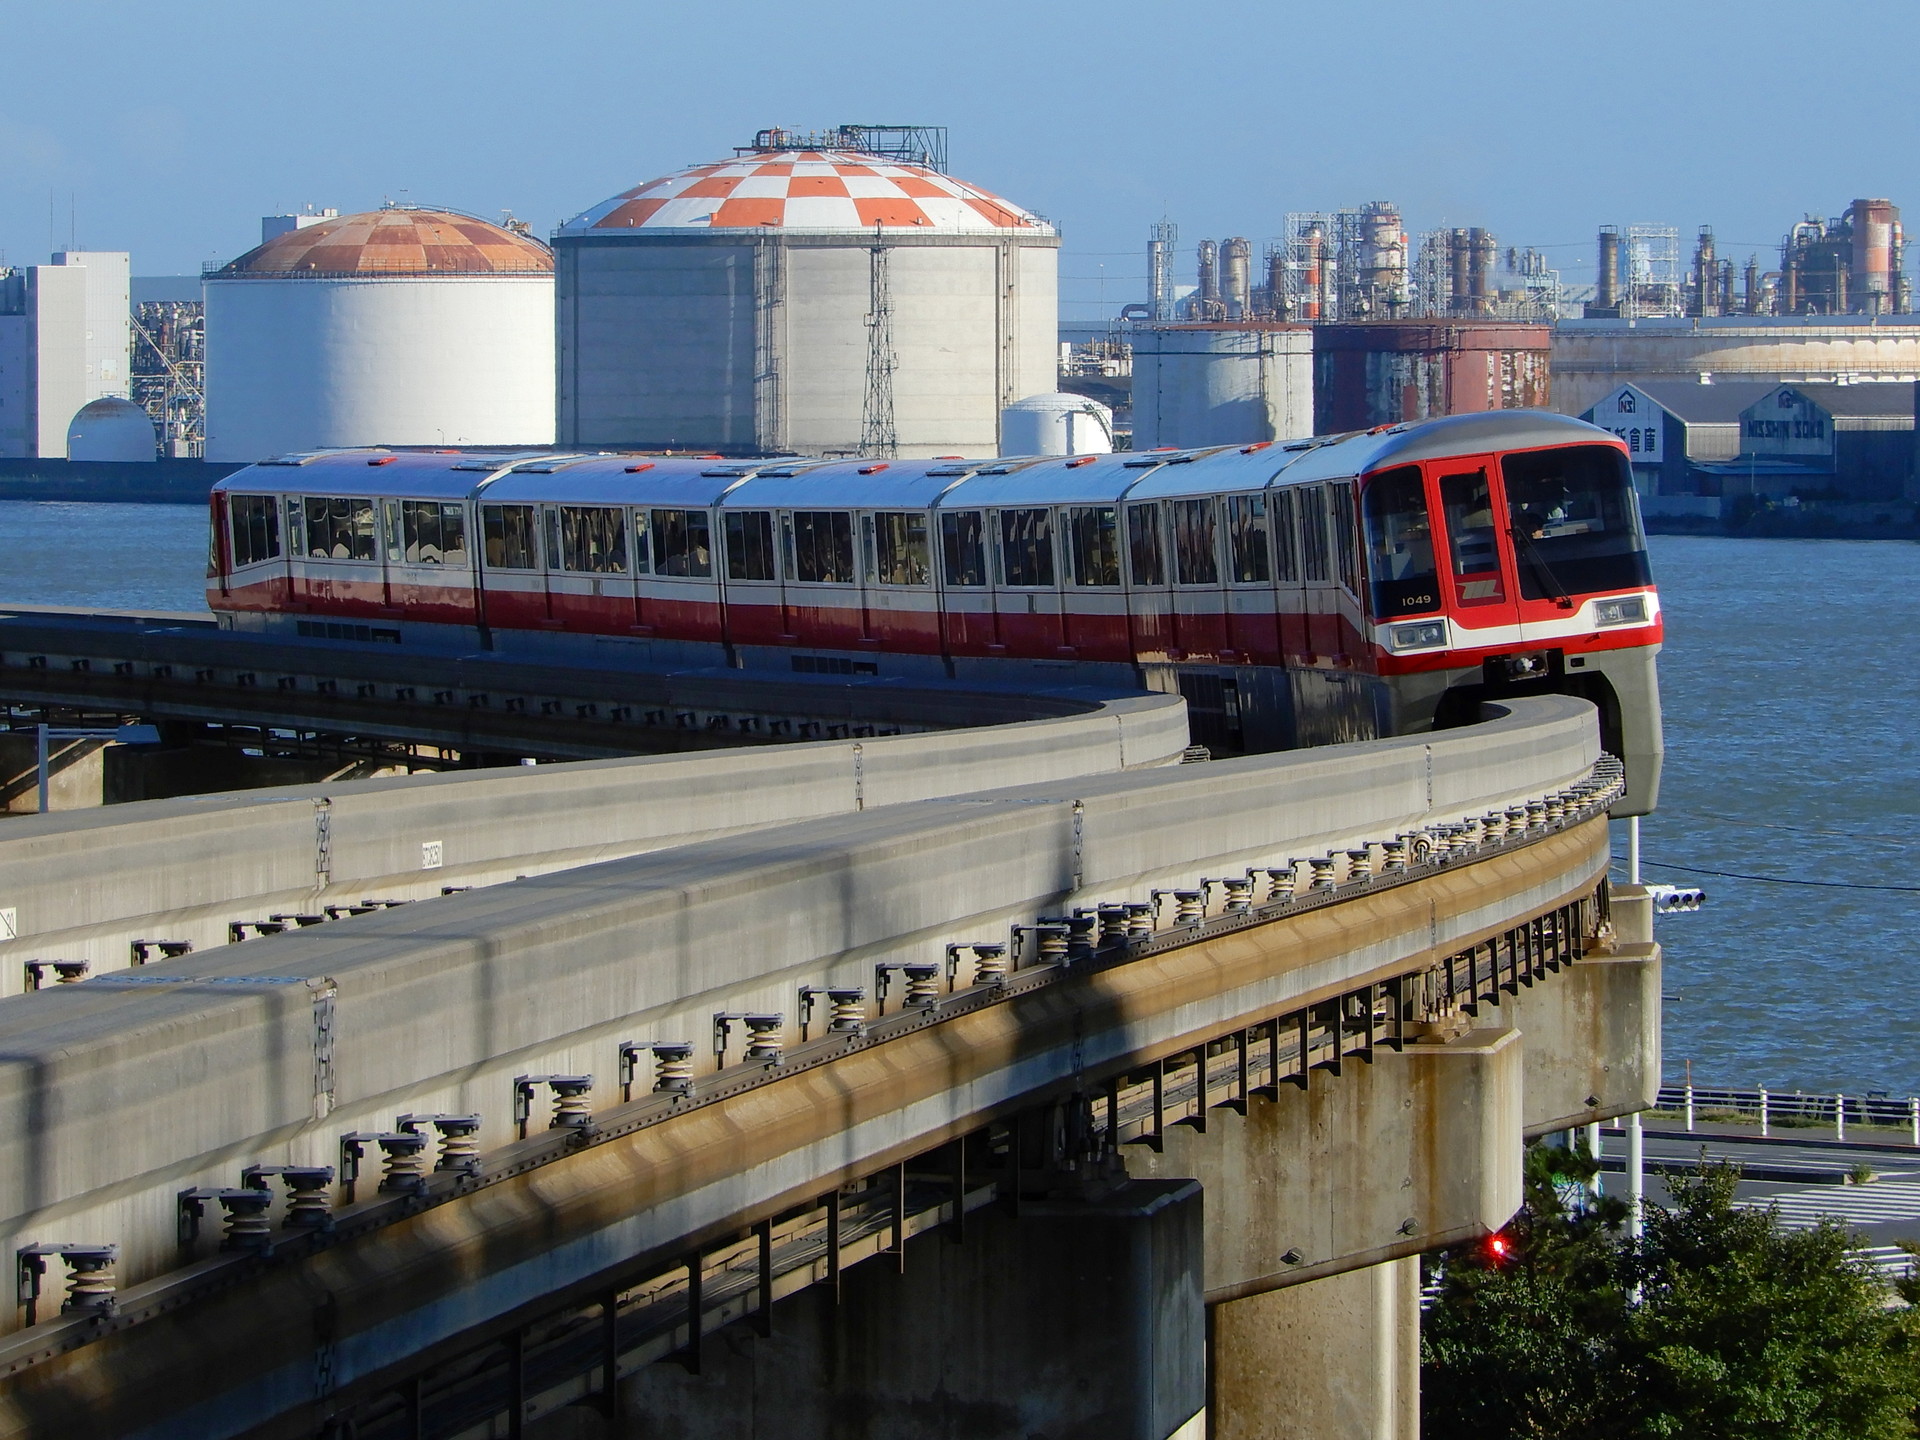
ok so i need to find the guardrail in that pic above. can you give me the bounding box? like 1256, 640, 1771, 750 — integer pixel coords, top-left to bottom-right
1655, 1084, 1920, 1144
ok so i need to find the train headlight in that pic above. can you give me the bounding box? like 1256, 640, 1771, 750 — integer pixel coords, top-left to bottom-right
1388, 621, 1447, 652
1593, 596, 1647, 626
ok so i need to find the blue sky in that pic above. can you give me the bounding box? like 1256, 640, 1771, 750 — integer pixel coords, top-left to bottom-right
3, 0, 1915, 320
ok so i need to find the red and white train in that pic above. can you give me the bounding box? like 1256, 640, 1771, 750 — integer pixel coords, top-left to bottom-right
208, 409, 1664, 811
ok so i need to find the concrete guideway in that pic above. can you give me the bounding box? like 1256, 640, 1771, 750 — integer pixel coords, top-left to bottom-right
0, 675, 1188, 997
0, 608, 1141, 761
0, 696, 1658, 1438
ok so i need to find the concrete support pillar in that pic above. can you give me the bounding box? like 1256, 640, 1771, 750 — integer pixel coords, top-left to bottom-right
1209, 1255, 1420, 1440
0, 732, 104, 813
590, 1179, 1205, 1440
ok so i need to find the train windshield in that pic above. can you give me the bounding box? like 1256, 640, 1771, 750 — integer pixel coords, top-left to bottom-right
1361, 466, 1440, 616
1501, 445, 1650, 599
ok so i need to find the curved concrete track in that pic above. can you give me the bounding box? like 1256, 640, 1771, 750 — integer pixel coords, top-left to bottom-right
0, 682, 1187, 994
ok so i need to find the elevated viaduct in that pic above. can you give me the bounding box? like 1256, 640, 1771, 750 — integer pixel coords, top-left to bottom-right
0, 682, 1660, 1440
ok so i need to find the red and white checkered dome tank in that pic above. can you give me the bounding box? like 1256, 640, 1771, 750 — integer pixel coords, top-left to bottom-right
559, 150, 1052, 236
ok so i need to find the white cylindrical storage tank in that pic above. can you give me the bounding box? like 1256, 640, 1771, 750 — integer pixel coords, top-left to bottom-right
66, 397, 156, 461
1129, 323, 1315, 449
203, 208, 555, 462
554, 131, 1059, 458
999, 392, 1114, 456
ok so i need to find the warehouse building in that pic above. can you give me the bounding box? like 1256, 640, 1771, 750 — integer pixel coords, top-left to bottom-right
1580, 380, 1775, 495
0, 251, 132, 458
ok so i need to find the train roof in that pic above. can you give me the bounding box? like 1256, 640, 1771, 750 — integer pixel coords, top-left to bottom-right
718, 457, 988, 510
477, 455, 759, 507
1267, 411, 1622, 487
215, 451, 501, 501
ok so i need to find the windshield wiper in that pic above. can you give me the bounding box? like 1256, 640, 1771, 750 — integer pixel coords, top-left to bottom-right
1507, 524, 1575, 608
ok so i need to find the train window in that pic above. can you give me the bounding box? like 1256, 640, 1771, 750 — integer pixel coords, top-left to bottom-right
1501, 444, 1651, 599
229, 494, 281, 568
874, 511, 930, 586
629, 509, 651, 574
1361, 467, 1440, 617
1171, 498, 1219, 586
651, 509, 713, 578
303, 496, 376, 561
1066, 506, 1120, 587
1298, 485, 1330, 583
482, 505, 540, 570
1439, 470, 1504, 601
1126, 503, 1164, 586
400, 499, 468, 565
941, 511, 987, 587
558, 505, 628, 574
999, 508, 1055, 587
1228, 494, 1270, 584
790, 511, 855, 584
1270, 490, 1298, 582
283, 496, 306, 558
725, 511, 777, 582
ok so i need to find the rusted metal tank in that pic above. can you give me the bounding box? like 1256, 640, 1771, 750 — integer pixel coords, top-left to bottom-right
1312, 321, 1552, 430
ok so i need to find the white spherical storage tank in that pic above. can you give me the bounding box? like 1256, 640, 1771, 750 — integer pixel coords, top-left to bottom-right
554, 130, 1059, 458
999, 392, 1114, 456
66, 397, 156, 461
203, 208, 555, 462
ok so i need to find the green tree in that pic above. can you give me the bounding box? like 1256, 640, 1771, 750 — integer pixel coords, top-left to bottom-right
1422, 1146, 1920, 1440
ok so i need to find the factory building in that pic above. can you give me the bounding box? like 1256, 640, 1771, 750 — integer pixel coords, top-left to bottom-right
554, 126, 1058, 459
203, 208, 554, 462
1716, 382, 1915, 501
0, 251, 132, 458
1581, 380, 1776, 495
1581, 378, 1913, 502
1129, 324, 1312, 449
1313, 322, 1551, 431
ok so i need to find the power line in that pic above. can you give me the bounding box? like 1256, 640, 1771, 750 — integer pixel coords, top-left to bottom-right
1612, 854, 1920, 893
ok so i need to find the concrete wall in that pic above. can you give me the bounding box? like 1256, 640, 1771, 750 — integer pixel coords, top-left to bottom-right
0, 697, 1600, 1323
0, 692, 1190, 990
1551, 317, 1920, 417
610, 1181, 1206, 1440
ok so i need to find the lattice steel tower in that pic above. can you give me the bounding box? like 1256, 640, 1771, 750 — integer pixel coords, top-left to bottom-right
861, 230, 898, 458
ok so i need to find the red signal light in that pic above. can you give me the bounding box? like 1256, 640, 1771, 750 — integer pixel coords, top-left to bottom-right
1486, 1234, 1510, 1261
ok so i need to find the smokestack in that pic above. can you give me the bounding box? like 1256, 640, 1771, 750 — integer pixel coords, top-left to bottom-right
1849, 198, 1896, 315
1302, 226, 1324, 321
1469, 227, 1497, 317
1222, 237, 1251, 320
1449, 230, 1472, 316
1743, 255, 1760, 314
1596, 226, 1620, 312
1691, 226, 1717, 316
1266, 247, 1287, 320
1197, 239, 1220, 319
1718, 259, 1735, 316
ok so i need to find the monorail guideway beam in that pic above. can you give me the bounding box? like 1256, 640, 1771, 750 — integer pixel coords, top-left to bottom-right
0, 697, 1646, 1438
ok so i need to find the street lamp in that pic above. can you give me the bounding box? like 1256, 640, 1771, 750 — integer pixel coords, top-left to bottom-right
35, 723, 160, 814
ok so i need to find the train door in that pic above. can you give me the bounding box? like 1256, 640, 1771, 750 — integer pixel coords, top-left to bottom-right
935, 507, 993, 659
1061, 503, 1126, 659
1168, 495, 1228, 658
1429, 456, 1520, 643
718, 507, 782, 647
989, 505, 1066, 654
1123, 499, 1172, 662
1297, 484, 1341, 661
1223, 492, 1280, 663
379, 498, 401, 610
1268, 487, 1308, 663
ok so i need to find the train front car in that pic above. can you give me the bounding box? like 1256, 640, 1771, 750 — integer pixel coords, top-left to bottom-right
1346, 410, 1664, 815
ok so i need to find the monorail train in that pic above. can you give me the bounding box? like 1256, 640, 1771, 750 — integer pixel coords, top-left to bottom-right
208, 409, 1664, 812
